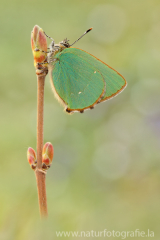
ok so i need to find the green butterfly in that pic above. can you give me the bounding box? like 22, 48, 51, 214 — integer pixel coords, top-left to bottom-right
45, 28, 127, 113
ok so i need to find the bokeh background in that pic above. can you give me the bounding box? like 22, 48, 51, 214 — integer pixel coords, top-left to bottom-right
0, 0, 160, 239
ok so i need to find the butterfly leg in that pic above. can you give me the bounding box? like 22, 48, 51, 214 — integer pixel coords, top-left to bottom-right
36, 62, 48, 75
34, 48, 50, 54
48, 57, 60, 64
43, 31, 54, 42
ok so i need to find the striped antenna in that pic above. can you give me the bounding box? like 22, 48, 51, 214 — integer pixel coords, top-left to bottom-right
70, 28, 93, 46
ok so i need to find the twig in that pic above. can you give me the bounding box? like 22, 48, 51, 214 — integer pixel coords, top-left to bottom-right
30, 25, 53, 218
35, 73, 48, 217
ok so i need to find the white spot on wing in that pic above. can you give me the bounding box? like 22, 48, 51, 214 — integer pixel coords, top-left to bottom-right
78, 92, 82, 94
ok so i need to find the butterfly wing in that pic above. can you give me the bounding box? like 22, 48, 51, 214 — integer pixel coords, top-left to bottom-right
49, 48, 105, 112
49, 47, 126, 113
69, 48, 127, 102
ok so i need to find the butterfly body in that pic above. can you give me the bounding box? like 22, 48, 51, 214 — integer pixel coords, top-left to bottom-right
47, 34, 127, 114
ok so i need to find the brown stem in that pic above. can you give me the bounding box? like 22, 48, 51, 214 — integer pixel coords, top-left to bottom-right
35, 73, 48, 217
35, 169, 47, 217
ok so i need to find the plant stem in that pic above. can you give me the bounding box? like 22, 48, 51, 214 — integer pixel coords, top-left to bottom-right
35, 169, 47, 217
35, 73, 48, 217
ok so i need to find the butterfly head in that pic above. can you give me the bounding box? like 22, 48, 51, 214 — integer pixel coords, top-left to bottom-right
59, 38, 70, 48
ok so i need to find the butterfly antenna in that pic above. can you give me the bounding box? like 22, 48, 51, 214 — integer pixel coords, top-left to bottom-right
70, 28, 93, 46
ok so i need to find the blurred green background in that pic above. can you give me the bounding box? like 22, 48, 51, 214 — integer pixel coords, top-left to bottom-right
0, 0, 160, 239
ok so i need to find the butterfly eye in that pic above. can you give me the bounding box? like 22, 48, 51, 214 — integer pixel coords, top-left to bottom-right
59, 38, 70, 48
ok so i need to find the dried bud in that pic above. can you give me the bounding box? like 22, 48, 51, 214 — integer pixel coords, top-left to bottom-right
42, 142, 54, 170
31, 25, 48, 66
27, 147, 37, 170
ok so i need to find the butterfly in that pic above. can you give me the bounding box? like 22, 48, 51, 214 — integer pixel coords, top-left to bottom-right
40, 28, 127, 113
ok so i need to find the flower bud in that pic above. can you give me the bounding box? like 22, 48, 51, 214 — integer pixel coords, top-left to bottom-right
31, 25, 48, 66
27, 147, 37, 170
42, 142, 54, 170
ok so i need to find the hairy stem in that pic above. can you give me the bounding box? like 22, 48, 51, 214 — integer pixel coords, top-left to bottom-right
35, 74, 48, 217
